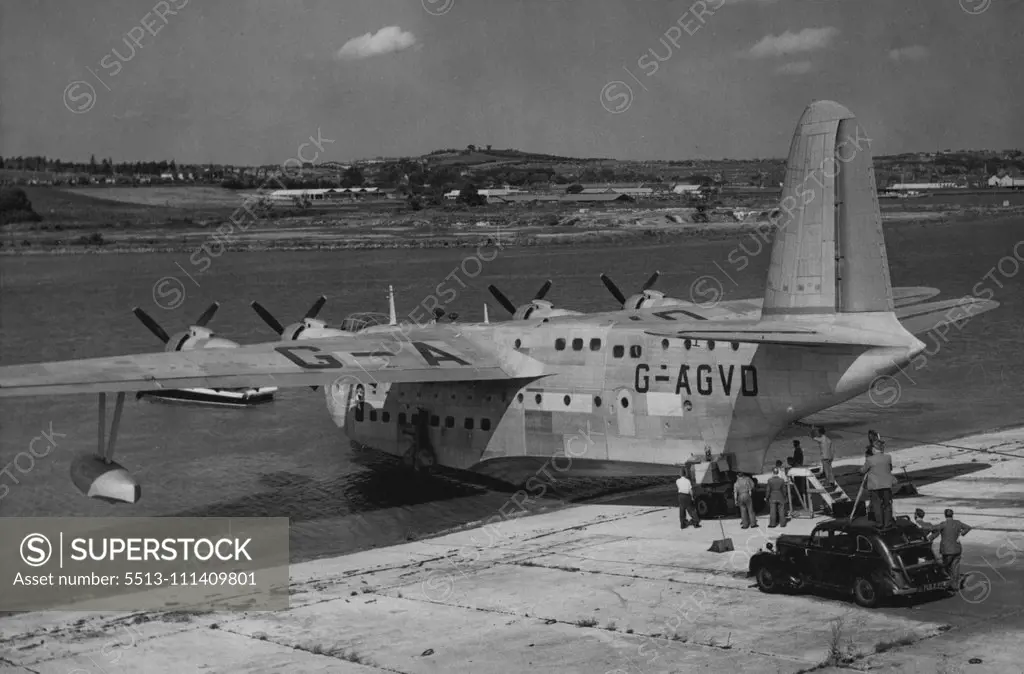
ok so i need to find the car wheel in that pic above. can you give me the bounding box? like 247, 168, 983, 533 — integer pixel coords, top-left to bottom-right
756, 565, 779, 593
853, 576, 881, 608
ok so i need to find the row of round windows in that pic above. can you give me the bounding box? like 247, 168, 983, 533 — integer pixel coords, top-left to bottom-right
512, 337, 741, 354
514, 391, 695, 411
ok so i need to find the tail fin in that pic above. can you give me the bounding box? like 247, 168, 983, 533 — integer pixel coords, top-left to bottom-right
763, 101, 893, 318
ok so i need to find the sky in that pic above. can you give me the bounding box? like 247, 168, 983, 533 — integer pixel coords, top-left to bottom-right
1, 0, 1021, 165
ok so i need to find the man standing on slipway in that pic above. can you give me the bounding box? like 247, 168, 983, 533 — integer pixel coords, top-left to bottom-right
676, 468, 701, 529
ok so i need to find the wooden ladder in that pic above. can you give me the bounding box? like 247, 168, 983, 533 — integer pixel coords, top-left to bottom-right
793, 467, 853, 516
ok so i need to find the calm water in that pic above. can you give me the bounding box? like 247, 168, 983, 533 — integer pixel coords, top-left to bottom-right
1, 216, 1021, 561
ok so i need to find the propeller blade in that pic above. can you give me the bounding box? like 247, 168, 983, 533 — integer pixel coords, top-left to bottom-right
488, 285, 517, 314
193, 302, 219, 327
132, 307, 171, 344
534, 280, 552, 301
642, 271, 660, 291
600, 274, 627, 305
305, 295, 327, 320
250, 301, 285, 335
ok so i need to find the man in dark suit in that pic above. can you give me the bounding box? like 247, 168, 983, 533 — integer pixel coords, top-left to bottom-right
860, 442, 895, 527
931, 509, 972, 588
766, 468, 787, 528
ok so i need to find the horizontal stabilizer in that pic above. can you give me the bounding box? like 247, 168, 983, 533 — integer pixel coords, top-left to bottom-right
644, 318, 919, 348
896, 296, 999, 335
0, 329, 543, 398
892, 286, 940, 308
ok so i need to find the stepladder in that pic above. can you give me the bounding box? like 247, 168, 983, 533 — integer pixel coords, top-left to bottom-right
788, 466, 854, 517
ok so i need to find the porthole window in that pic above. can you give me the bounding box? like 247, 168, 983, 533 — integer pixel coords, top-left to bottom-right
613, 345, 624, 358
708, 340, 716, 351
684, 339, 692, 350
590, 338, 602, 351
481, 418, 492, 431
517, 393, 524, 403
731, 342, 739, 351
535, 393, 542, 404
563, 395, 571, 406
555, 338, 566, 351
594, 396, 602, 407
620, 397, 630, 409
661, 339, 669, 350
572, 338, 583, 351
381, 411, 390, 423
683, 400, 693, 412
369, 409, 378, 422
514, 338, 522, 349
430, 415, 440, 427
445, 416, 455, 428
630, 345, 642, 358
398, 412, 407, 424
464, 418, 474, 430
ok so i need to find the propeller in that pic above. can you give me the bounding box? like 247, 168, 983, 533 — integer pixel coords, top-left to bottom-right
600, 271, 660, 306
250, 295, 327, 338
249, 295, 333, 392
132, 302, 224, 351
133, 308, 171, 344
488, 280, 552, 316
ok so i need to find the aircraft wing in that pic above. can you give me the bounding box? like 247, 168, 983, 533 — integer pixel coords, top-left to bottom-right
896, 296, 1000, 335
0, 327, 545, 398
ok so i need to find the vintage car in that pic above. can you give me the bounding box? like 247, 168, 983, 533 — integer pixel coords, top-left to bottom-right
748, 516, 953, 608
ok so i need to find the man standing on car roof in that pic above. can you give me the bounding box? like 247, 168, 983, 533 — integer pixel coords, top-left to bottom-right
860, 437, 895, 527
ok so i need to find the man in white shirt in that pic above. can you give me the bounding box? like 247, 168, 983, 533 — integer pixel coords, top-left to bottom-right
676, 469, 701, 529
812, 426, 835, 487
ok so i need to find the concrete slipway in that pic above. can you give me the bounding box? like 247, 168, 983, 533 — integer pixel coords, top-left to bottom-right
2, 428, 1023, 674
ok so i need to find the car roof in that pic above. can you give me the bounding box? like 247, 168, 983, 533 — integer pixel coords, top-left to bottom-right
813, 516, 918, 535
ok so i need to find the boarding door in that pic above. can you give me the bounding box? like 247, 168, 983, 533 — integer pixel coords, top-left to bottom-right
615, 388, 636, 437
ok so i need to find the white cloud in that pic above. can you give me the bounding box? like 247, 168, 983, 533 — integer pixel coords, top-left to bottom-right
336, 26, 417, 61
776, 60, 813, 75
745, 27, 839, 58
888, 45, 929, 62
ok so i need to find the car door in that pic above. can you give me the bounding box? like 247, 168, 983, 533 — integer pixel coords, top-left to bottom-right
822, 530, 858, 587
803, 529, 833, 587
850, 534, 884, 583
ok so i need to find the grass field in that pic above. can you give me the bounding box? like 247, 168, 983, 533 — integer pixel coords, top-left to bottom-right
65, 185, 256, 208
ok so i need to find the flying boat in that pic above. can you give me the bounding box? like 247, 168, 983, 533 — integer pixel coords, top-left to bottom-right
0, 101, 999, 505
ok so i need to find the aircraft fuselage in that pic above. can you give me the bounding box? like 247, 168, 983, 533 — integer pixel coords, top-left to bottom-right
324, 321, 910, 483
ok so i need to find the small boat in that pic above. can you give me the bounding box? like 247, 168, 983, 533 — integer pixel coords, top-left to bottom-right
136, 386, 277, 407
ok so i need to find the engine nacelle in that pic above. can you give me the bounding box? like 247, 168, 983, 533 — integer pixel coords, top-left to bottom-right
165, 326, 239, 352
625, 290, 689, 311
285, 319, 353, 341
70, 454, 141, 504
512, 300, 584, 321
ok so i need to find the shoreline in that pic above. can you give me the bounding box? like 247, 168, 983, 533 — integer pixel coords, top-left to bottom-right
1, 424, 1021, 673
2, 207, 1020, 257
